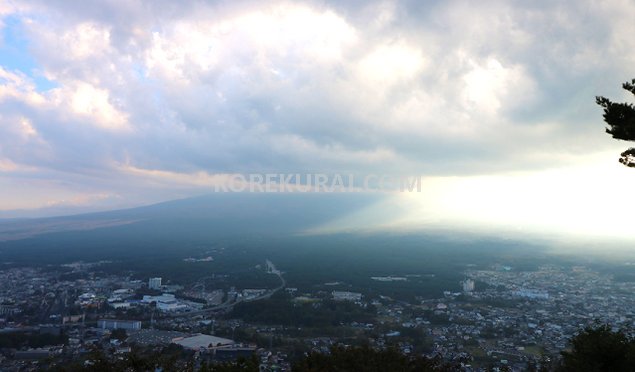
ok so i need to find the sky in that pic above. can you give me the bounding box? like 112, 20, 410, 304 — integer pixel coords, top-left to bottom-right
1, 0, 635, 241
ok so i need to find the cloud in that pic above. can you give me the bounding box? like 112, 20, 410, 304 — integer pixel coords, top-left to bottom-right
0, 0, 634, 215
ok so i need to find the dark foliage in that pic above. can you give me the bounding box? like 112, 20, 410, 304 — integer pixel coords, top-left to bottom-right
109, 328, 127, 342
229, 292, 375, 328
48, 344, 194, 372
293, 345, 458, 372
596, 79, 635, 167
558, 324, 635, 372
36, 325, 635, 372
200, 356, 260, 371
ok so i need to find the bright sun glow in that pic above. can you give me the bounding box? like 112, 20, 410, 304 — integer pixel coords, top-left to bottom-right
395, 152, 635, 240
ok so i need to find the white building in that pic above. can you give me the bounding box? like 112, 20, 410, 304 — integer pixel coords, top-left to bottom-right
98, 319, 141, 330
332, 291, 362, 301
148, 277, 162, 290
242, 289, 267, 300
142, 293, 187, 312
113, 288, 133, 296
462, 279, 475, 293
172, 334, 234, 350
110, 302, 131, 309
513, 289, 549, 300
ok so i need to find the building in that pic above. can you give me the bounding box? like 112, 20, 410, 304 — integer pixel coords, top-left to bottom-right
110, 302, 131, 309
142, 293, 187, 311
14, 349, 51, 360
0, 305, 20, 315
513, 289, 549, 300
462, 279, 475, 293
332, 291, 362, 301
214, 347, 257, 361
242, 289, 267, 300
149, 277, 162, 290
62, 314, 85, 324
172, 334, 234, 350
97, 319, 142, 331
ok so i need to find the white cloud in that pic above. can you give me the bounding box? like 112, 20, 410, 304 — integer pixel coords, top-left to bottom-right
58, 81, 129, 130
0, 67, 45, 104
463, 58, 526, 114
0, 157, 18, 172
62, 22, 112, 60
0, 0, 634, 227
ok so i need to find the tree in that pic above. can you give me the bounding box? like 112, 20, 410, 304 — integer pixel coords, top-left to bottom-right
596, 79, 635, 167
109, 328, 127, 342
558, 324, 635, 371
293, 345, 457, 372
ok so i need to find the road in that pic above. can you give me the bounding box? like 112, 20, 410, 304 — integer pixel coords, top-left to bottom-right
255, 260, 286, 300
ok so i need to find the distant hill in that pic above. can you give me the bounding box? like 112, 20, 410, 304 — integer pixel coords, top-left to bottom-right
0, 192, 384, 242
